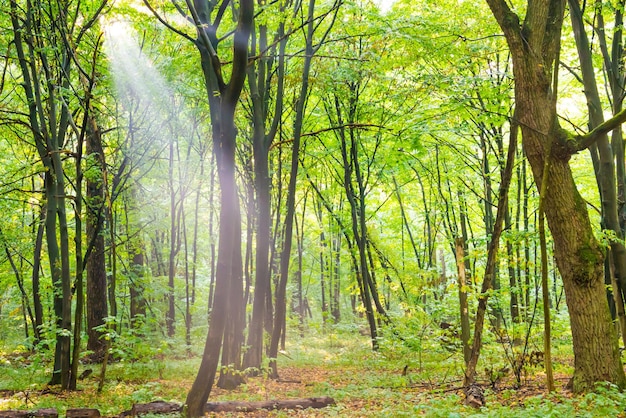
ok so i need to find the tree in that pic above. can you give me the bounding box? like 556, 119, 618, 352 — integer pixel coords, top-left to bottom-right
485, 0, 626, 391
242, 0, 289, 371
85, 110, 109, 357
268, 0, 341, 378
9, 0, 107, 388
568, 0, 626, 344
183, 0, 253, 414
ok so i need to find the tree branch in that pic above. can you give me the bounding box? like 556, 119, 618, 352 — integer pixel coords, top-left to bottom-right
484, 0, 523, 49
142, 0, 195, 43
573, 106, 626, 151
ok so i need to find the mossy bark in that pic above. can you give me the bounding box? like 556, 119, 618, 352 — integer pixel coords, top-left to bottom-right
485, 0, 626, 392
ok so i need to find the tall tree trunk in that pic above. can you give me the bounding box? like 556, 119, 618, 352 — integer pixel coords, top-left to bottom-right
130, 251, 147, 326
86, 113, 108, 356
8, 0, 106, 387
337, 111, 377, 349
31, 204, 45, 346
485, 0, 626, 391
569, 0, 626, 343
242, 11, 286, 367
208, 153, 217, 315
268, 0, 338, 378
70, 114, 85, 391
316, 203, 329, 325
464, 114, 518, 386
455, 238, 471, 365
167, 134, 178, 338
331, 232, 341, 323
185, 0, 253, 414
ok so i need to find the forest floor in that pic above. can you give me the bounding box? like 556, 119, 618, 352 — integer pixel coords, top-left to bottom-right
1, 328, 626, 417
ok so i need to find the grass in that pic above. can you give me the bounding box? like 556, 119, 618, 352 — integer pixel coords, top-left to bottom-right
1, 326, 626, 417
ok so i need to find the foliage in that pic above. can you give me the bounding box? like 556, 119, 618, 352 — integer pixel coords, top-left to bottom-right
0, 325, 618, 417
0, 0, 622, 413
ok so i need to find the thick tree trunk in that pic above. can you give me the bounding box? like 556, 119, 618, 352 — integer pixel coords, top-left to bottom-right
485, 0, 626, 392
519, 68, 625, 393
570, 0, 626, 343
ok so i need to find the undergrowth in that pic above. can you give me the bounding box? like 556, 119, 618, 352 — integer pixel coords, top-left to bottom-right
0, 324, 624, 417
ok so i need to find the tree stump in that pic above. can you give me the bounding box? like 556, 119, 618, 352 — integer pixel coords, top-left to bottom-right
464, 383, 485, 408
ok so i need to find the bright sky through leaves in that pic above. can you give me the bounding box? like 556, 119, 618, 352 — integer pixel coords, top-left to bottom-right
374, 0, 395, 12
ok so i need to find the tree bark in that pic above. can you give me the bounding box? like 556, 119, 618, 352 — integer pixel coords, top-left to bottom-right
86, 113, 108, 356
485, 0, 626, 391
31, 204, 45, 346
243, 11, 287, 370
569, 0, 626, 343
184, 0, 253, 414
455, 238, 471, 365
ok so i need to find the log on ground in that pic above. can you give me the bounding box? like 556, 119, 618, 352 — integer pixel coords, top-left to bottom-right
0, 409, 58, 418
122, 401, 181, 417
66, 409, 100, 418
0, 412, 29, 418
204, 396, 335, 413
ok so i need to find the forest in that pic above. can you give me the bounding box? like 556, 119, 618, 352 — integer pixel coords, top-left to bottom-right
3, 0, 626, 416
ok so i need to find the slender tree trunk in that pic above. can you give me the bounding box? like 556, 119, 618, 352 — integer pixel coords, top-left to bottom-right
130, 251, 147, 326
522, 159, 531, 313
538, 169, 555, 392
506, 209, 520, 322
86, 114, 108, 356
331, 232, 341, 323
107, 204, 118, 322
167, 135, 178, 338
31, 204, 45, 345
464, 114, 518, 386
208, 154, 217, 314
317, 204, 329, 325
455, 238, 471, 365
2, 230, 36, 342
183, 207, 192, 348
268, 0, 333, 378
70, 119, 85, 391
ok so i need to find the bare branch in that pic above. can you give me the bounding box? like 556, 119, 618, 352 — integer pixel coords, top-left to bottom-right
142, 0, 196, 43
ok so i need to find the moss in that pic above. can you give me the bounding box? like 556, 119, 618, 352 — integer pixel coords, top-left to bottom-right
577, 244, 601, 265
573, 242, 603, 286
